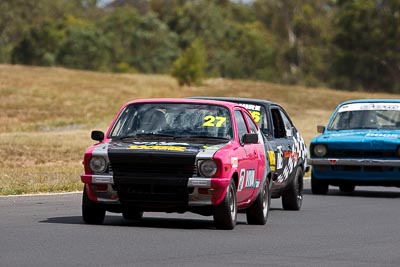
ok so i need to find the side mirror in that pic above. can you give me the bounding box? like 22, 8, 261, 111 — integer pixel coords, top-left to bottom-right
242, 133, 258, 144
91, 130, 104, 142
317, 125, 325, 133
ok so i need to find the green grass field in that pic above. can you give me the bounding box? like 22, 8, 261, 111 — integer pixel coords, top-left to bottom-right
1, 64, 398, 195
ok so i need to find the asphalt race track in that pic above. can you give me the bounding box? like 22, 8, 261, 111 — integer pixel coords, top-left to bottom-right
1, 180, 399, 267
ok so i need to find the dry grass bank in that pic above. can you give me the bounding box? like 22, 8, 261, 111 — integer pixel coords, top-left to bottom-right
1, 64, 398, 195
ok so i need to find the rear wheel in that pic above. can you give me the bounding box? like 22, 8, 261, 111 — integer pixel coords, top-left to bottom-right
213, 179, 237, 230
282, 167, 303, 210
82, 186, 106, 225
339, 184, 355, 193
311, 173, 329, 195
246, 178, 270, 225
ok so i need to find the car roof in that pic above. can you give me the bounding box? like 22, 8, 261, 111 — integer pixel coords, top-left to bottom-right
189, 96, 277, 106
123, 98, 242, 109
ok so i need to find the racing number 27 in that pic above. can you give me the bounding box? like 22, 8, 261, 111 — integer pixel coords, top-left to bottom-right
203, 116, 226, 127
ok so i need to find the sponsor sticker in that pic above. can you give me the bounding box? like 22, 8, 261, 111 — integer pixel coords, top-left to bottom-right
366, 133, 400, 138
245, 169, 256, 188
237, 103, 262, 123
129, 145, 186, 151
276, 146, 283, 170
238, 103, 261, 112
231, 157, 238, 168
268, 151, 276, 171
238, 169, 245, 191
238, 169, 259, 191
338, 103, 400, 112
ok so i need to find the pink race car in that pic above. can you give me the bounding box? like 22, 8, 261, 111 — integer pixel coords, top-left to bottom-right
81, 98, 272, 229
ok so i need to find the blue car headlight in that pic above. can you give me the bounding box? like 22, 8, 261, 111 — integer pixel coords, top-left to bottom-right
313, 144, 327, 157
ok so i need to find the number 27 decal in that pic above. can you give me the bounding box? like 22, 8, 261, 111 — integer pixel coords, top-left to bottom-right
203, 115, 226, 127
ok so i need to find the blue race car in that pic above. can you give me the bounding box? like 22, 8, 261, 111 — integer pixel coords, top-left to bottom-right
309, 99, 400, 194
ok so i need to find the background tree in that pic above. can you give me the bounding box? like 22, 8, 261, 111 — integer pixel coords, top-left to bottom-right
170, 1, 230, 76
129, 12, 179, 73
99, 8, 141, 72
0, 0, 100, 62
2, 0, 399, 93
11, 19, 64, 66
331, 0, 400, 92
171, 39, 206, 86
218, 21, 279, 81
253, 0, 333, 85
56, 17, 111, 71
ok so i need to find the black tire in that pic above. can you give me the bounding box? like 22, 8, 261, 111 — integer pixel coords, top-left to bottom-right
213, 179, 237, 230
122, 209, 144, 220
282, 167, 303, 210
339, 184, 355, 193
311, 173, 329, 195
246, 178, 270, 225
82, 186, 106, 225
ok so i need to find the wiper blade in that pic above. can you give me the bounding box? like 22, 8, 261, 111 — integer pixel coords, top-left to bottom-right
114, 132, 175, 140
113, 134, 136, 140
357, 127, 380, 130
135, 132, 176, 138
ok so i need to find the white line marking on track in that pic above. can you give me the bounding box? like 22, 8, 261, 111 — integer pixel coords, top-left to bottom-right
0, 191, 81, 198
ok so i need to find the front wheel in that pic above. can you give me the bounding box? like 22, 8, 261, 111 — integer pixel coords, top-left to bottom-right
82, 186, 106, 225
282, 167, 303, 210
311, 173, 329, 195
213, 179, 237, 230
246, 178, 270, 225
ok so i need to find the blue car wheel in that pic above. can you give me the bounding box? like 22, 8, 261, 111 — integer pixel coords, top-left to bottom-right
311, 173, 329, 195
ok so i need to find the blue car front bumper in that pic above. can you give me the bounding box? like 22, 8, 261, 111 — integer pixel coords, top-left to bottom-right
310, 157, 400, 183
